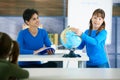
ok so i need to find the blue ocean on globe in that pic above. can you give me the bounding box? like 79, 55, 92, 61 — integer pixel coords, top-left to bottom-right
60, 28, 82, 49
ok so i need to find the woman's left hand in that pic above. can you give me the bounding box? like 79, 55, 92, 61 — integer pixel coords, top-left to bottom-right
47, 49, 54, 55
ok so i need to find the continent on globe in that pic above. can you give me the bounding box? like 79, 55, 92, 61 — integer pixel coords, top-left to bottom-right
60, 27, 82, 49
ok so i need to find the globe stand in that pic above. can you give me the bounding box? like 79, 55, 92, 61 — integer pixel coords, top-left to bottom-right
63, 48, 81, 58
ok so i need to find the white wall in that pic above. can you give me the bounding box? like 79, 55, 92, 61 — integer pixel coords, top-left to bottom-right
68, 0, 112, 44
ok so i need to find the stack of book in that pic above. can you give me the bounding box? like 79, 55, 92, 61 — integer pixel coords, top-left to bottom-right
48, 33, 58, 46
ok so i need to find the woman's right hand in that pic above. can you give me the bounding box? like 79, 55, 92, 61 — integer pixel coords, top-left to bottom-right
70, 27, 83, 36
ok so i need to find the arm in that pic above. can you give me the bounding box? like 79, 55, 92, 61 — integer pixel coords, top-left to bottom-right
77, 40, 85, 49
17, 30, 33, 54
70, 27, 107, 46
81, 30, 107, 45
33, 29, 52, 55
43, 29, 52, 47
43, 30, 54, 55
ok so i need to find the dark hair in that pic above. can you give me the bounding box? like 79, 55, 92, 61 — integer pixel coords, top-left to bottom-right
9, 41, 19, 64
0, 32, 19, 64
89, 8, 105, 36
23, 8, 39, 24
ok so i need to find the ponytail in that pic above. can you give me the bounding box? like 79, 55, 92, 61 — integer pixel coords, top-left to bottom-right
9, 41, 19, 64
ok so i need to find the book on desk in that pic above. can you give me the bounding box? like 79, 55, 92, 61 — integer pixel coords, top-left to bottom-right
38, 47, 55, 55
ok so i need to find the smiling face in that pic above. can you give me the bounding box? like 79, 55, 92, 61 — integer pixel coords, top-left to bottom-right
91, 14, 104, 30
26, 13, 40, 28
89, 9, 105, 35
89, 9, 105, 30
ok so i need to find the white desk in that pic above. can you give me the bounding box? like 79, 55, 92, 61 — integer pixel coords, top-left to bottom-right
23, 68, 120, 80
18, 50, 89, 68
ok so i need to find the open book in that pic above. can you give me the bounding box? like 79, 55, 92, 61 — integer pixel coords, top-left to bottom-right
38, 47, 55, 55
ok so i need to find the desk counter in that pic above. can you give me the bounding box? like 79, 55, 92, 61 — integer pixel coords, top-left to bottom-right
18, 50, 89, 68
24, 68, 120, 80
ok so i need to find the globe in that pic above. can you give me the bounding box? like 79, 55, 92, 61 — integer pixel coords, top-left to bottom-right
60, 27, 82, 57
60, 27, 82, 49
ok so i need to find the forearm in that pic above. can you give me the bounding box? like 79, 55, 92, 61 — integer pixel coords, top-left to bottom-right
33, 47, 46, 55
20, 48, 33, 54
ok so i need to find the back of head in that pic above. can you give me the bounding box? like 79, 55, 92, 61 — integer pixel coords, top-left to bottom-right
0, 32, 12, 58
0, 32, 19, 64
